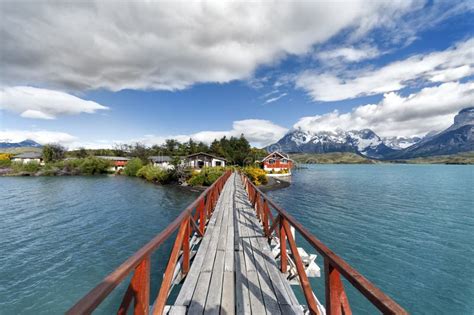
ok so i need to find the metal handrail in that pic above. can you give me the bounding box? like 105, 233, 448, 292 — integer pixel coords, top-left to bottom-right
241, 173, 408, 315
67, 170, 232, 315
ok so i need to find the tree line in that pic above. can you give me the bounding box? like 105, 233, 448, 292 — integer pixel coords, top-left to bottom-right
64, 134, 268, 166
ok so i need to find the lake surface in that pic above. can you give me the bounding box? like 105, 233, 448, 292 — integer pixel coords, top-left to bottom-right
0, 165, 473, 314
268, 165, 473, 314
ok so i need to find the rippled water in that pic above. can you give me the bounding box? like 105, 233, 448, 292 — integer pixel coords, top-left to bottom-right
1, 166, 473, 314
268, 165, 474, 314
0, 176, 198, 314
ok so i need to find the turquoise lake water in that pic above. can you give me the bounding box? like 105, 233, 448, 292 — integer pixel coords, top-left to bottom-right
0, 165, 473, 314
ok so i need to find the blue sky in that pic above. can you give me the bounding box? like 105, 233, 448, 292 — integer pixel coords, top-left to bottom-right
0, 1, 473, 148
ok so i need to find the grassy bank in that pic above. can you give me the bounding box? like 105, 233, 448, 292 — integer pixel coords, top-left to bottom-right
290, 152, 474, 165
0, 157, 113, 176
291, 152, 375, 164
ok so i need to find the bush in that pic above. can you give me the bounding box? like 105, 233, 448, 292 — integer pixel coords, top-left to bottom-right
0, 159, 12, 168
136, 165, 172, 184
123, 158, 143, 176
187, 167, 225, 186
243, 166, 268, 186
42, 144, 66, 162
11, 161, 41, 174
79, 157, 112, 175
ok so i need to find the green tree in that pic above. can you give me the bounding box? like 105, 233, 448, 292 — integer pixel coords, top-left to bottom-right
42, 144, 66, 162
123, 158, 143, 176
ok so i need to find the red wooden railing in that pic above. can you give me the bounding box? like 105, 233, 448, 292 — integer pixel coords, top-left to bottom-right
67, 170, 232, 315
241, 174, 408, 315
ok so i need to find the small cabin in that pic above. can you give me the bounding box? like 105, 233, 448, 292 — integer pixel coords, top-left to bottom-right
261, 152, 293, 173
11, 152, 44, 165
96, 156, 130, 172
149, 156, 174, 170
185, 152, 226, 169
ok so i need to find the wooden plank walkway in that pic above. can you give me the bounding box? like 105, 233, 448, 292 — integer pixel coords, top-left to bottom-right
172, 173, 303, 314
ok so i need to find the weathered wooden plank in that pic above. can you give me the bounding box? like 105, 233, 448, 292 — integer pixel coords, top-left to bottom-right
235, 245, 251, 315
174, 226, 212, 305
204, 251, 225, 314
188, 272, 212, 314
167, 305, 187, 315
202, 197, 226, 272
221, 271, 235, 315
279, 304, 305, 315
246, 271, 266, 315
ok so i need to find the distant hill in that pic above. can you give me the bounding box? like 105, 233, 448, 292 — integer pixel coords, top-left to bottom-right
0, 139, 42, 149
0, 140, 43, 154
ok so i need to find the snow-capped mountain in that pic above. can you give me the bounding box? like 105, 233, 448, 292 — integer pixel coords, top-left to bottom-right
0, 139, 42, 149
269, 128, 396, 159
268, 107, 474, 160
382, 136, 422, 150
388, 107, 474, 159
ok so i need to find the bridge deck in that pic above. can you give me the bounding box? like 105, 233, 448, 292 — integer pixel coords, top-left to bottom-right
171, 173, 303, 314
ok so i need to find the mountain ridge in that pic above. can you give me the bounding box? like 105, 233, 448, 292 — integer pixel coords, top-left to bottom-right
268, 107, 474, 160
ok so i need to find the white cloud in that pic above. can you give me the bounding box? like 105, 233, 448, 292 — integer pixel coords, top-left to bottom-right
296, 38, 474, 101
0, 1, 417, 91
0, 86, 108, 119
0, 130, 77, 145
265, 93, 288, 104
129, 119, 288, 148
316, 46, 380, 63
293, 81, 474, 137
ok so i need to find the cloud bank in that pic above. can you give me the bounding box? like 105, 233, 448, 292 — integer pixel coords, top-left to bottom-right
296, 38, 474, 101
0, 130, 77, 145
0, 86, 108, 119
137, 119, 288, 148
0, 1, 415, 92
293, 81, 474, 137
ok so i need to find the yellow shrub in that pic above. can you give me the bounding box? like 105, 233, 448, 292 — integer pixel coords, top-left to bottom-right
243, 166, 268, 186
0, 153, 13, 160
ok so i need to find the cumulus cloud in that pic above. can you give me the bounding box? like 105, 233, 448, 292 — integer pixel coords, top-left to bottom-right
0, 130, 77, 145
0, 1, 416, 92
293, 81, 474, 137
296, 38, 474, 101
0, 86, 108, 119
131, 119, 288, 148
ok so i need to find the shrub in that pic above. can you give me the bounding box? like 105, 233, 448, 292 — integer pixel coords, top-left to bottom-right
187, 167, 225, 186
123, 158, 143, 176
0, 159, 12, 168
42, 144, 66, 162
0, 153, 13, 160
79, 157, 111, 175
136, 165, 172, 184
11, 161, 41, 174
243, 166, 268, 186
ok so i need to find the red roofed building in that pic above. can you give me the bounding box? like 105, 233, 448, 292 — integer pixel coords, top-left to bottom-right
261, 152, 293, 173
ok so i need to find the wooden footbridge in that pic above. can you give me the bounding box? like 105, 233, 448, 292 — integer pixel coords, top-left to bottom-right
68, 171, 407, 315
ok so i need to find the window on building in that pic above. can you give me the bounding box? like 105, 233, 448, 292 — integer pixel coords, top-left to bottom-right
198, 160, 204, 168
215, 161, 222, 166
268, 159, 275, 164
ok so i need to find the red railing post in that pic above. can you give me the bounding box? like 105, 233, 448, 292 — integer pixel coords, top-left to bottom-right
182, 217, 190, 276
280, 216, 287, 273
283, 219, 320, 315
153, 220, 189, 315
263, 199, 269, 236
198, 198, 205, 235
117, 256, 150, 315
325, 258, 352, 315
